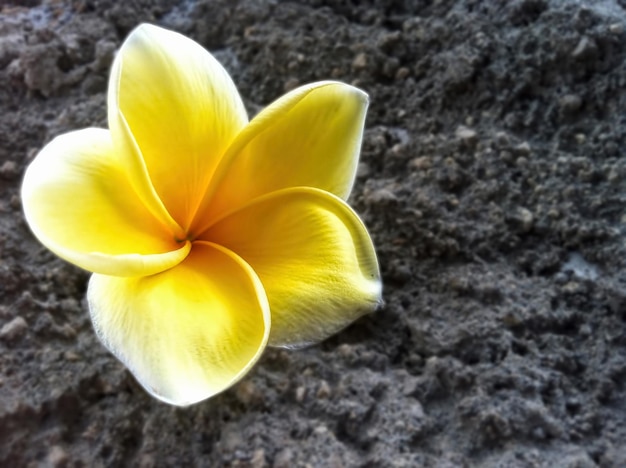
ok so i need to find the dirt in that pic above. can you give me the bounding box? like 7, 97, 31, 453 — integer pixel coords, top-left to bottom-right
1, 0, 626, 466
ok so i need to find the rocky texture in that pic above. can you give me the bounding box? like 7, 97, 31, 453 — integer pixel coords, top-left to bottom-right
1, 0, 625, 466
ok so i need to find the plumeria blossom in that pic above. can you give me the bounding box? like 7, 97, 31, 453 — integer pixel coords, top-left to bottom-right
21, 24, 382, 406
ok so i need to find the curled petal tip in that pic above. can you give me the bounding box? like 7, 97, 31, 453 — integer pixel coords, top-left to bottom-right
205, 187, 381, 349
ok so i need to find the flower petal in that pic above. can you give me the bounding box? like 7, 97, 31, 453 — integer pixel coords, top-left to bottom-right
203, 187, 382, 348
109, 23, 248, 229
21, 128, 190, 276
87, 242, 270, 406
190, 81, 368, 235
109, 109, 186, 240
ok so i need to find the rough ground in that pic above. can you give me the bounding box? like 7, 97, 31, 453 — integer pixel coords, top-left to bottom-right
1, 0, 626, 466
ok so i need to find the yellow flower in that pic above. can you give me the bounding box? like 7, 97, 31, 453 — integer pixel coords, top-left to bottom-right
21, 24, 381, 406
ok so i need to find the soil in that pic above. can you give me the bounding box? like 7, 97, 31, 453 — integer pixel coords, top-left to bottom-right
1, 0, 626, 466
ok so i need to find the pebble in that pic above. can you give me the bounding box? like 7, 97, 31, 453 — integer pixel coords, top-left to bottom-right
235, 380, 259, 405
295, 386, 306, 403
514, 207, 534, 232
46, 445, 69, 468
0, 316, 28, 342
559, 94, 582, 115
352, 52, 368, 70
357, 162, 371, 178
337, 343, 355, 359
455, 125, 478, 147
493, 132, 509, 149
0, 160, 18, 179
64, 351, 80, 362
514, 142, 531, 156
364, 188, 398, 205
571, 36, 597, 60
10, 194, 20, 210
395, 66, 410, 80
283, 77, 300, 92
410, 156, 432, 170
273, 448, 294, 468
317, 380, 332, 399
561, 281, 585, 295
250, 448, 266, 468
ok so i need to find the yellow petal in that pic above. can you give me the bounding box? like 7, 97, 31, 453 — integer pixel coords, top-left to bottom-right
21, 128, 191, 276
108, 108, 186, 240
109, 23, 248, 229
87, 242, 270, 406
190, 81, 368, 235
203, 187, 382, 348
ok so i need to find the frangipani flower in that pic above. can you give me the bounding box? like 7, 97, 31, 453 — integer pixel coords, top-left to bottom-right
21, 24, 381, 406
